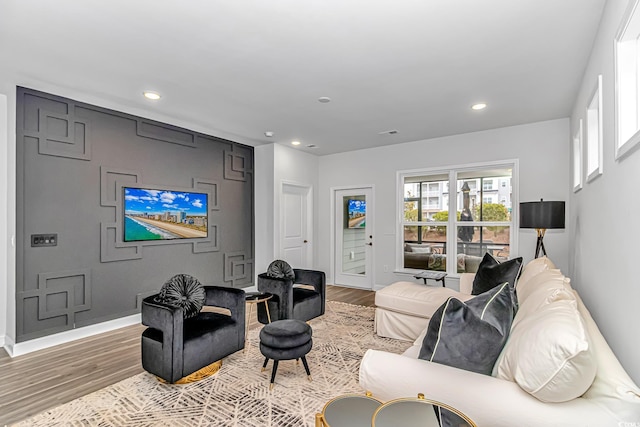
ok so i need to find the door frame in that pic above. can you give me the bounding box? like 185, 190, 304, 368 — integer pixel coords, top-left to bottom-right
279, 181, 313, 268
330, 185, 375, 289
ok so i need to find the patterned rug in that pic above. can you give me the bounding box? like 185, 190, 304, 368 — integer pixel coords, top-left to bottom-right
15, 301, 411, 426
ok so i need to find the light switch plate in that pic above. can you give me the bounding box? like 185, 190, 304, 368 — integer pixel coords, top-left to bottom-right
31, 233, 58, 247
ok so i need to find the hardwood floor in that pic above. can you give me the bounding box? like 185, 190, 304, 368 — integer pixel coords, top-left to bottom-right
0, 285, 375, 426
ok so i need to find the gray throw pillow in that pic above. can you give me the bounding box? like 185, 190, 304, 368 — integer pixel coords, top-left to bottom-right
472, 253, 522, 314
266, 260, 295, 280
419, 282, 514, 427
155, 274, 205, 319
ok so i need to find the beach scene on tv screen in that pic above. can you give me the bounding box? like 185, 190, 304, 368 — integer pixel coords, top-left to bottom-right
348, 199, 366, 228
124, 188, 208, 241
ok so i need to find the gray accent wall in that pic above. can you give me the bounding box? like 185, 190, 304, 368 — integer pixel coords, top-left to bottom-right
15, 87, 254, 342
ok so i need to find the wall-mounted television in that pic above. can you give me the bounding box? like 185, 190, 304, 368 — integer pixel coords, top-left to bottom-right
123, 187, 208, 242
347, 199, 366, 229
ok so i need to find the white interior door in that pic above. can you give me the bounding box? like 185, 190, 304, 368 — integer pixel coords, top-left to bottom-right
334, 187, 374, 289
281, 183, 312, 268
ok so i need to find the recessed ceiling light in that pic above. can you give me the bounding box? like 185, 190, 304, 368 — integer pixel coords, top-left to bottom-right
318, 97, 331, 103
291, 140, 301, 146
143, 91, 161, 100
471, 103, 487, 110
264, 131, 274, 137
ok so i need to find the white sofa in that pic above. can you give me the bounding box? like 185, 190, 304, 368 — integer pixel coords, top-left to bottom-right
360, 258, 640, 426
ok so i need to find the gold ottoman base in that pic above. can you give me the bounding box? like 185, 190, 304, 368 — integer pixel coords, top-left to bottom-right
157, 360, 223, 384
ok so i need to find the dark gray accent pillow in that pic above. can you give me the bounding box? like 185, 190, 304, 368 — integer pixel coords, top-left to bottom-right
419, 282, 514, 427
419, 281, 514, 374
155, 274, 205, 319
266, 260, 295, 280
472, 253, 522, 313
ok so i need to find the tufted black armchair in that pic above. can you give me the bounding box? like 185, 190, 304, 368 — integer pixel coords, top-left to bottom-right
257, 269, 326, 324
141, 285, 245, 383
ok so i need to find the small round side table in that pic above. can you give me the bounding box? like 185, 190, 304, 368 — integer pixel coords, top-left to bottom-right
245, 292, 272, 351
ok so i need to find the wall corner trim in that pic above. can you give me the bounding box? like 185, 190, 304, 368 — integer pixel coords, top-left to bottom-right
5, 314, 141, 358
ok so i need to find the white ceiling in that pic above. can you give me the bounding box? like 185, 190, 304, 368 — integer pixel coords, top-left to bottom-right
0, 0, 606, 156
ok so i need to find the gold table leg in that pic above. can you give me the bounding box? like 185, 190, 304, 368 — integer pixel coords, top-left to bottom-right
244, 302, 254, 353
315, 412, 326, 427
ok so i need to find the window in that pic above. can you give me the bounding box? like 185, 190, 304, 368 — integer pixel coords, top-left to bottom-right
573, 120, 583, 192
400, 162, 516, 274
586, 75, 603, 181
615, 0, 640, 159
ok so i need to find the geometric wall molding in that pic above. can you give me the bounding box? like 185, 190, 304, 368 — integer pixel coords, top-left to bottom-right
19, 269, 91, 330
101, 222, 142, 262
224, 150, 248, 181
100, 166, 142, 207
100, 170, 224, 258
16, 87, 254, 342
193, 177, 220, 210
136, 120, 196, 148
32, 108, 92, 161
192, 224, 219, 253
224, 251, 254, 287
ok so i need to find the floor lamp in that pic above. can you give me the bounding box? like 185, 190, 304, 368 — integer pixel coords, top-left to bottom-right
519, 199, 565, 258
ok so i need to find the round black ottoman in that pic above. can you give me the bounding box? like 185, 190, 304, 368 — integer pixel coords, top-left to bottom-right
259, 319, 313, 389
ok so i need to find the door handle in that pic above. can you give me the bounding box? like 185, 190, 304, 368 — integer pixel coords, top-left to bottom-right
304, 240, 308, 243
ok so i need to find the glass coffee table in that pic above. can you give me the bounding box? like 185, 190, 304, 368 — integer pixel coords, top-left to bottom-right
316, 392, 476, 427
315, 392, 382, 427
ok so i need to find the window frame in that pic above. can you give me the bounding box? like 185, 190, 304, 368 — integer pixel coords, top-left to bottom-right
396, 159, 519, 276
586, 74, 603, 182
614, 0, 640, 160
573, 119, 583, 193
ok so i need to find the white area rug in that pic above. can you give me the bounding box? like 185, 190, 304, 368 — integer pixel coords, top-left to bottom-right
15, 301, 411, 426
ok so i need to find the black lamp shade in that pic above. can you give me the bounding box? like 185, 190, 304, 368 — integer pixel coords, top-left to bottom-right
520, 201, 565, 229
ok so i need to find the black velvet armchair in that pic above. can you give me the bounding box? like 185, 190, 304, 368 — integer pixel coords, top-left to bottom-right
141, 285, 245, 383
257, 269, 326, 323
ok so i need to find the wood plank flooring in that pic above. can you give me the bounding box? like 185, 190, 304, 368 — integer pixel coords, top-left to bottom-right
0, 284, 375, 426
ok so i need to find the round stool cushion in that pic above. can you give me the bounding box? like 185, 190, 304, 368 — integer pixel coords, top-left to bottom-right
260, 319, 312, 349
260, 339, 312, 361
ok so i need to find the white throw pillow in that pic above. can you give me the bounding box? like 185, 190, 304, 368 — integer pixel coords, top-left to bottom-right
516, 268, 565, 305
494, 298, 596, 402
515, 256, 556, 297
515, 276, 574, 324
411, 246, 432, 254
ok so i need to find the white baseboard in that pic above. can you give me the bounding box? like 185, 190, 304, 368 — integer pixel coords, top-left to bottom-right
4, 314, 141, 358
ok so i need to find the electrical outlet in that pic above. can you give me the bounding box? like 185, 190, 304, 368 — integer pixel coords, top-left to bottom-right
350, 251, 355, 260
383, 265, 388, 272
31, 233, 58, 247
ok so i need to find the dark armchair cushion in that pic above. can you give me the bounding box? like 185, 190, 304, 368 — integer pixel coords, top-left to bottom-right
266, 259, 295, 279
155, 274, 205, 319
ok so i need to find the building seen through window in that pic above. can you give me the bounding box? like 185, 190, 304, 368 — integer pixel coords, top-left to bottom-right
402, 164, 514, 274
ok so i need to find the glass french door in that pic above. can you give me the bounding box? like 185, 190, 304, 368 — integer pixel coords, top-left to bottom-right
334, 187, 373, 289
